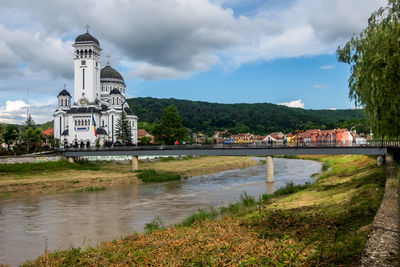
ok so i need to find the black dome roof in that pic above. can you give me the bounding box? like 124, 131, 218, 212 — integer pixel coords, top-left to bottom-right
75, 32, 100, 46
101, 65, 125, 85
110, 88, 121, 95
58, 89, 71, 97
96, 128, 108, 135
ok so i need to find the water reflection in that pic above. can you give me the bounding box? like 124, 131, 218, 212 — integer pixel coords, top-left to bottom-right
0, 158, 321, 266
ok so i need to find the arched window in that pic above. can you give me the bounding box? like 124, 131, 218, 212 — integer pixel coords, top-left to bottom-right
75, 120, 77, 126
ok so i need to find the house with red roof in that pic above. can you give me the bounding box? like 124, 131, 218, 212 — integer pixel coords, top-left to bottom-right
138, 129, 154, 144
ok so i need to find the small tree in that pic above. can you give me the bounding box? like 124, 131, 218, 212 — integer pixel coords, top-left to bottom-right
115, 111, 132, 145
33, 128, 43, 151
139, 136, 152, 144
24, 127, 35, 153
151, 105, 188, 145
23, 114, 36, 131
3, 124, 19, 150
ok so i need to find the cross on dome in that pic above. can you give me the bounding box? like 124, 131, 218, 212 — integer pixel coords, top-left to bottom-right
85, 24, 90, 33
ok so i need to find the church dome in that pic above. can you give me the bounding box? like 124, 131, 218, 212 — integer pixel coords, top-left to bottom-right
75, 32, 100, 46
101, 65, 125, 85
58, 89, 71, 97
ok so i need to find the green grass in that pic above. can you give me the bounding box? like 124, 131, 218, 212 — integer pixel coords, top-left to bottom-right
137, 169, 180, 182
156, 155, 195, 162
22, 155, 386, 266
176, 207, 219, 227
0, 160, 99, 173
144, 216, 165, 234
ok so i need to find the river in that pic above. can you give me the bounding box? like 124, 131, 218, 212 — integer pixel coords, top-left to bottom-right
0, 158, 321, 266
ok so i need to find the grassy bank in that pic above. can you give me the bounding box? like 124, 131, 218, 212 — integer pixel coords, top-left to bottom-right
23, 155, 386, 266
0, 156, 257, 198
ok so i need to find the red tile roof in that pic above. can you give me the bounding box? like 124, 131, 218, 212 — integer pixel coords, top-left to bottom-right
42, 128, 54, 136
137, 129, 149, 136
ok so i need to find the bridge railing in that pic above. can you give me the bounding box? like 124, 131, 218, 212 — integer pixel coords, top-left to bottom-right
58, 141, 400, 152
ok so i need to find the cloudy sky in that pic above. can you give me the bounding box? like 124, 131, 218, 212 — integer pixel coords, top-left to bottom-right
0, 0, 387, 124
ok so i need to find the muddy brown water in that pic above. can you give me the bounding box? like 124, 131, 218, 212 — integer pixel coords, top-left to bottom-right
0, 158, 321, 266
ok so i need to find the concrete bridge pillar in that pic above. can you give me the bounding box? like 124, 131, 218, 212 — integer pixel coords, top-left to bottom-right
266, 156, 274, 183
132, 156, 139, 171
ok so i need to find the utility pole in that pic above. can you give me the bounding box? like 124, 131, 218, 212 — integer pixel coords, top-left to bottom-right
26, 88, 30, 119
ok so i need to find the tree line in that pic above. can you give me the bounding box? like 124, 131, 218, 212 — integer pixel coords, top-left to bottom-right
128, 97, 368, 136
0, 115, 55, 155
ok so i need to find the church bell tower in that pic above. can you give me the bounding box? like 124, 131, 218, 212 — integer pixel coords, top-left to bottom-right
72, 25, 101, 105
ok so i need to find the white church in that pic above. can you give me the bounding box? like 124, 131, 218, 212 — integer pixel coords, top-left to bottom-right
53, 28, 138, 148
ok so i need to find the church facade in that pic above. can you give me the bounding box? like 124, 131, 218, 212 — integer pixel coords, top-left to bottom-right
53, 29, 138, 148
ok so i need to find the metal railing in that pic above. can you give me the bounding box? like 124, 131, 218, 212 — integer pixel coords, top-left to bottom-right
57, 141, 400, 152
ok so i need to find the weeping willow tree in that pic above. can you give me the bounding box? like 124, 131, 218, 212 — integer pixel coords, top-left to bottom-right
337, 0, 400, 139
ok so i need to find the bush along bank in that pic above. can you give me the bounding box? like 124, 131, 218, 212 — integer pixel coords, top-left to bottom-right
23, 155, 385, 266
136, 169, 181, 182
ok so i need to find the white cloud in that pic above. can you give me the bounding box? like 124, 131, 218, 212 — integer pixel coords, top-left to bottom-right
0, 0, 385, 83
278, 99, 304, 109
0, 99, 54, 124
329, 108, 337, 110
130, 63, 192, 80
314, 84, 328, 89
4, 100, 28, 112
320, 65, 335, 70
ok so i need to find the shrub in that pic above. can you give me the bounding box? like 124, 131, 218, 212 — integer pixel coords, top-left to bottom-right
144, 217, 164, 234
177, 207, 219, 227
240, 192, 257, 207
137, 169, 180, 182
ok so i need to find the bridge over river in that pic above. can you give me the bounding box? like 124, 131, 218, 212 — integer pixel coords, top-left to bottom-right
61, 143, 392, 183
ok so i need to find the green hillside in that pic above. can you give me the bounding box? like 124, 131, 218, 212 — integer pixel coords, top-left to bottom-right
127, 97, 366, 135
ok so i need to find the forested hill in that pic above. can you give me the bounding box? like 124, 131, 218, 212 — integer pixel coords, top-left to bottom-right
127, 97, 366, 135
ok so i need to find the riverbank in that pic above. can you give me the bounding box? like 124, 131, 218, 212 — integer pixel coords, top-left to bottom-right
0, 156, 257, 198
24, 155, 386, 266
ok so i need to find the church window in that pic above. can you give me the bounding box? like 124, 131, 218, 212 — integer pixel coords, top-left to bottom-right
81, 60, 86, 66
75, 120, 77, 126
82, 69, 85, 89
96, 62, 98, 67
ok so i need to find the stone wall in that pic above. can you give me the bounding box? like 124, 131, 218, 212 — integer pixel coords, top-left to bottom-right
361, 154, 399, 266
0, 155, 65, 164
